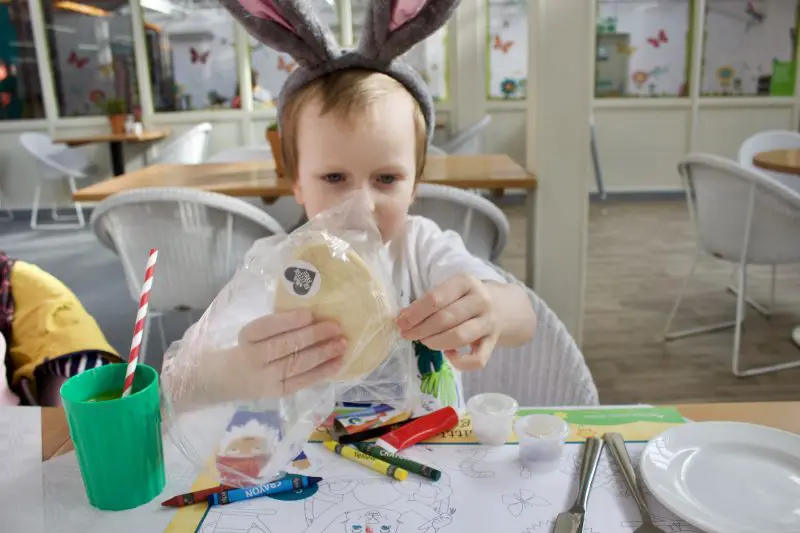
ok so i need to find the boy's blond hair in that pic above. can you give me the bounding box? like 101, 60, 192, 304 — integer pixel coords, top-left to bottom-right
280, 69, 428, 181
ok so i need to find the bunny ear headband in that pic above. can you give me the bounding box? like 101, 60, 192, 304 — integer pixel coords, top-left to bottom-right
221, 0, 461, 142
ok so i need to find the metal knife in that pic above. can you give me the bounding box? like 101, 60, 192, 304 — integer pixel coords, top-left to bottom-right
553, 436, 604, 533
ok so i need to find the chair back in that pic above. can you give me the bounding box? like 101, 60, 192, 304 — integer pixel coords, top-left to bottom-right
410, 184, 509, 261
90, 187, 286, 312
678, 153, 800, 265
19, 132, 90, 179
461, 268, 599, 406
207, 146, 272, 163
439, 115, 492, 154
155, 123, 212, 164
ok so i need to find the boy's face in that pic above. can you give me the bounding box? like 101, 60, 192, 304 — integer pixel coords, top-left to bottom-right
292, 89, 418, 242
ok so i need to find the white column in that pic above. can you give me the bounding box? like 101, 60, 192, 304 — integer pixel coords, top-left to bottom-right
236, 23, 254, 145
129, 0, 155, 125
688, 0, 707, 150
338, 0, 354, 47
27, 0, 60, 134
449, 0, 486, 132
527, 0, 593, 342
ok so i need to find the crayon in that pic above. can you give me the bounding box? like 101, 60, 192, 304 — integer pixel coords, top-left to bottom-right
351, 443, 442, 481
160, 485, 235, 507
322, 441, 409, 481
338, 415, 419, 444
209, 475, 322, 506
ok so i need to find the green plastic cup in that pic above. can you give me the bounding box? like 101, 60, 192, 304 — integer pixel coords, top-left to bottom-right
60, 363, 166, 511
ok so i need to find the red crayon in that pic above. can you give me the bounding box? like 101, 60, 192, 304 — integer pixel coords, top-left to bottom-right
161, 485, 235, 507
376, 407, 459, 453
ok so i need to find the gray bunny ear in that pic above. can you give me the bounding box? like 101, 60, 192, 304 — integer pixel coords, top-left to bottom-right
357, 0, 460, 62
219, 0, 341, 68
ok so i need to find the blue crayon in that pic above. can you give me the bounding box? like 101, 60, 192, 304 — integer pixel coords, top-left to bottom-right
209, 476, 322, 506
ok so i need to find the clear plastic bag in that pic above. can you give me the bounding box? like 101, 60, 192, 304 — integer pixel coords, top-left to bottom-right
161, 192, 417, 486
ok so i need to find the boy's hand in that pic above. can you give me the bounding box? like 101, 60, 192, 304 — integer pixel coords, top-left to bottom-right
396, 274, 499, 372
236, 309, 346, 396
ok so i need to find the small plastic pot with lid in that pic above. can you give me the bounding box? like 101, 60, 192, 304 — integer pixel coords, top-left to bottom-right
514, 414, 569, 472
466, 393, 518, 446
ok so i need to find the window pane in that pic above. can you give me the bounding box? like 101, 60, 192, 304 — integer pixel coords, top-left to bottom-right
487, 0, 528, 100
702, 0, 798, 96
43, 0, 140, 117
403, 27, 448, 102
247, 39, 285, 110
345, 0, 448, 102
595, 0, 690, 98
144, 4, 238, 111
250, 0, 335, 109
1, 0, 45, 119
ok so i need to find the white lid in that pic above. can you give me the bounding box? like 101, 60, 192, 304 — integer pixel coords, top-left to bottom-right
515, 414, 569, 440
466, 393, 518, 417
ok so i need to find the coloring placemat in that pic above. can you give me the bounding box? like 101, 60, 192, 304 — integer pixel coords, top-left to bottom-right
308, 406, 686, 444
165, 407, 686, 532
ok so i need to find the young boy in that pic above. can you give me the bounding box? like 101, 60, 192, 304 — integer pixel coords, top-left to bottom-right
164, 0, 536, 412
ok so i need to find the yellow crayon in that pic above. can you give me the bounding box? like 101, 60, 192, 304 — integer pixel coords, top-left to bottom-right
322, 441, 409, 481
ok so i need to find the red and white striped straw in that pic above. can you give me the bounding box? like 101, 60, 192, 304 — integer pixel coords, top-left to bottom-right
122, 248, 158, 397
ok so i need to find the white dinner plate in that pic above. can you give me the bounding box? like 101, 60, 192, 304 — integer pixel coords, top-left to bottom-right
640, 422, 800, 533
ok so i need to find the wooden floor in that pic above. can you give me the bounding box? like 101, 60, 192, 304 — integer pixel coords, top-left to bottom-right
499, 200, 800, 405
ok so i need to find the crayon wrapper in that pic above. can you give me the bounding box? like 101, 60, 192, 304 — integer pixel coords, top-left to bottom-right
331, 406, 411, 440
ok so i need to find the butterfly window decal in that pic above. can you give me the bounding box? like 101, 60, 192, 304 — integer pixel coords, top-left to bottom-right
191, 48, 210, 64
68, 51, 89, 69
745, 1, 765, 31
493, 34, 514, 54
647, 29, 668, 48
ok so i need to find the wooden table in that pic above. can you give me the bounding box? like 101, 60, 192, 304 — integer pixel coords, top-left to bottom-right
73, 155, 539, 286
54, 130, 170, 176
72, 155, 536, 202
752, 149, 800, 174
41, 401, 800, 461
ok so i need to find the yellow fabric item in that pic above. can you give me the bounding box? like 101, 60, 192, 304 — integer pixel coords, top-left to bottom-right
8, 261, 119, 386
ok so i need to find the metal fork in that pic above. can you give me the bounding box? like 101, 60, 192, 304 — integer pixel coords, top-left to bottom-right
604, 433, 664, 533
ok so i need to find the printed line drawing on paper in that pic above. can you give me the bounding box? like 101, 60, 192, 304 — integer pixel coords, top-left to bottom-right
455, 448, 496, 479
199, 506, 278, 533
302, 457, 455, 533
501, 489, 550, 518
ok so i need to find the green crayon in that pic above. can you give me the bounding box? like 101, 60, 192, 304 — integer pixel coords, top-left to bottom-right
351, 443, 441, 482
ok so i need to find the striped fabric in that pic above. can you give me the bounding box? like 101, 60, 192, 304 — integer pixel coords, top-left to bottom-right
34, 351, 113, 382
0, 252, 14, 389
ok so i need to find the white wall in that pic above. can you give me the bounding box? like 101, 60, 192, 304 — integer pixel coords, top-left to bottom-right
594, 103, 690, 191
591, 0, 800, 192
695, 102, 796, 155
